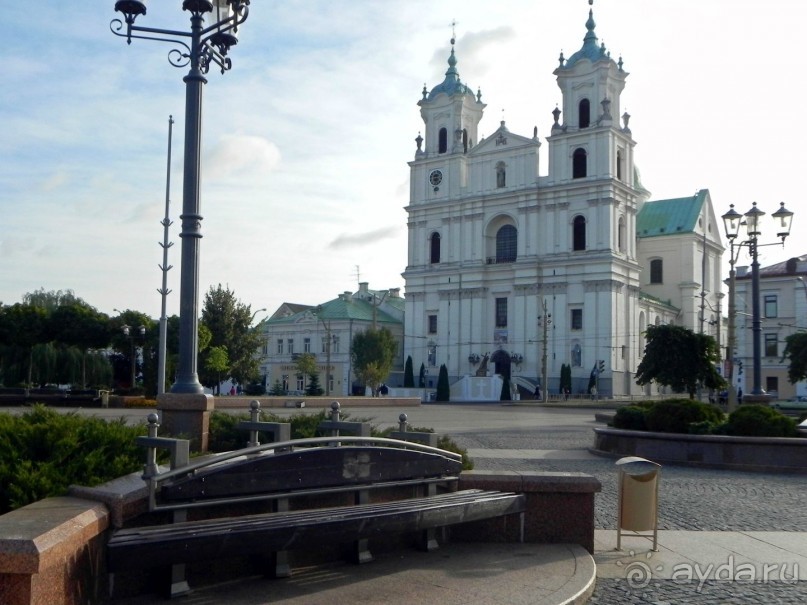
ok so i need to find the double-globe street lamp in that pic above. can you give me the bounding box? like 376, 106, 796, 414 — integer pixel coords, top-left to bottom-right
121, 324, 146, 389
722, 202, 794, 404
111, 1, 250, 394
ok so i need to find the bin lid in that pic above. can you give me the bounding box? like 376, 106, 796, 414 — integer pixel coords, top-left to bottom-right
615, 456, 661, 474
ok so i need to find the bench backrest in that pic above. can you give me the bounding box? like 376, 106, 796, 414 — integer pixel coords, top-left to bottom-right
160, 441, 461, 503
140, 403, 460, 513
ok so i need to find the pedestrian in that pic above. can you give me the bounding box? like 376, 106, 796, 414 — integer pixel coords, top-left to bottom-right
229, 385, 236, 396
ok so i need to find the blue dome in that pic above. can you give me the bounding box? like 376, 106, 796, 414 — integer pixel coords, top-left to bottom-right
560, 8, 610, 69
427, 47, 476, 101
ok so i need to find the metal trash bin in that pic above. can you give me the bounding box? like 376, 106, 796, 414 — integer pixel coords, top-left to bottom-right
616, 456, 661, 551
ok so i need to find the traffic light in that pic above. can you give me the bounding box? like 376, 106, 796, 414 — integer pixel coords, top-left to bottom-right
598, 359, 605, 373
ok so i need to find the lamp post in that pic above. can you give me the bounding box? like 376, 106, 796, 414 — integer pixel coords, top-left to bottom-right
112, 0, 250, 394
122, 324, 146, 389
722, 202, 793, 400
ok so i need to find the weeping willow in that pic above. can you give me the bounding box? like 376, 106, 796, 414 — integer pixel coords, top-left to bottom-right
1, 344, 112, 388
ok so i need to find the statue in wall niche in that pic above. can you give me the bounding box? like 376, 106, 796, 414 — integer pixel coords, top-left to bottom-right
476, 353, 490, 377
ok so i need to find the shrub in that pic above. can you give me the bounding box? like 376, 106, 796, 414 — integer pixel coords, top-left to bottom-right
0, 406, 148, 514
644, 398, 724, 434
612, 406, 648, 431
208, 409, 343, 451
723, 405, 797, 437
688, 420, 722, 435
378, 424, 473, 471
208, 411, 474, 470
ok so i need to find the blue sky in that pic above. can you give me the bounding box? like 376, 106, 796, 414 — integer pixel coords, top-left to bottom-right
1, 1, 804, 320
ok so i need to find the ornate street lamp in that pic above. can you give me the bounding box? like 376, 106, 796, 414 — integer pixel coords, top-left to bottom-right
722, 202, 793, 401
122, 324, 146, 389
111, 1, 250, 394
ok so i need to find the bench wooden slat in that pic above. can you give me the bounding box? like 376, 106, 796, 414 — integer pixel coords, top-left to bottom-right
107, 489, 525, 570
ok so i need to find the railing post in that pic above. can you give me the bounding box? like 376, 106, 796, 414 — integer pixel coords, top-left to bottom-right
248, 400, 261, 447
143, 413, 160, 480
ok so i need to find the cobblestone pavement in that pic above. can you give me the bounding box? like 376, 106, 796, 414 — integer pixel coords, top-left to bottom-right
452, 423, 807, 605
455, 426, 807, 531
452, 422, 807, 604
589, 579, 807, 604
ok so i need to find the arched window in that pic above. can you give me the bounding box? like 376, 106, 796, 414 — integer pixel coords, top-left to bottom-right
462, 129, 468, 153
496, 162, 506, 188
572, 216, 586, 251
496, 225, 517, 263
438, 128, 448, 154
430, 232, 441, 264
617, 149, 624, 181
571, 342, 582, 367
650, 258, 663, 284
572, 148, 587, 179
618, 217, 625, 252
578, 99, 590, 128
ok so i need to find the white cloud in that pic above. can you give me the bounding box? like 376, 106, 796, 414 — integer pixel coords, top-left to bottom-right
0, 0, 804, 317
204, 134, 281, 182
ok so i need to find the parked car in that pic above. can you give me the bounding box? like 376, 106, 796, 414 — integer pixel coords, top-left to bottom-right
770, 398, 807, 411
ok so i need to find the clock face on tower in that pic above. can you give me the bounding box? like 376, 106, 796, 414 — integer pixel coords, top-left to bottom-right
429, 169, 443, 187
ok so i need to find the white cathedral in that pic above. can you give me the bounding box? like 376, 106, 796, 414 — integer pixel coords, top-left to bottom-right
402, 4, 725, 397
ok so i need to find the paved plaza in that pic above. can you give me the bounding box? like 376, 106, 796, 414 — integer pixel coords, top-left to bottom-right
20, 402, 807, 603
262, 402, 807, 603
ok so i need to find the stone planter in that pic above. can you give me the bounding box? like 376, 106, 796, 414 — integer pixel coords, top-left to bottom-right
592, 427, 807, 473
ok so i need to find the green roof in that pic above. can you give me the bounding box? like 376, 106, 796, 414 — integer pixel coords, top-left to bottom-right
637, 189, 708, 238
266, 295, 401, 326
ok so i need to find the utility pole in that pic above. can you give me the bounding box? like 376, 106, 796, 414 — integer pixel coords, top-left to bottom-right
317, 305, 333, 396
539, 299, 551, 403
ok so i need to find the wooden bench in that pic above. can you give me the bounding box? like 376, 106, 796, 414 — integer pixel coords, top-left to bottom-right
106, 402, 526, 598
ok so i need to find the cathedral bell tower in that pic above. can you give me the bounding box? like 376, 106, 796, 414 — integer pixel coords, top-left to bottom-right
547, 0, 635, 187
410, 36, 486, 205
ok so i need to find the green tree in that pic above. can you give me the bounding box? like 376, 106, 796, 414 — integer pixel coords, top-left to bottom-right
560, 363, 572, 396
500, 376, 512, 401
199, 285, 263, 390
0, 304, 50, 386
404, 355, 415, 388
295, 352, 317, 393
436, 364, 450, 401
305, 372, 324, 396
350, 327, 397, 395
22, 288, 85, 312
783, 332, 807, 384
50, 303, 111, 388
636, 324, 726, 398
204, 346, 230, 395
269, 379, 286, 396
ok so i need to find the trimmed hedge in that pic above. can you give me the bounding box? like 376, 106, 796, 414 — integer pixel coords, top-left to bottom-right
644, 399, 724, 434
612, 399, 801, 438
612, 406, 648, 431
722, 404, 798, 437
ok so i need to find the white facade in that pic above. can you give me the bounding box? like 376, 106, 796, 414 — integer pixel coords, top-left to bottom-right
402, 6, 724, 397
259, 284, 404, 396
733, 256, 807, 400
